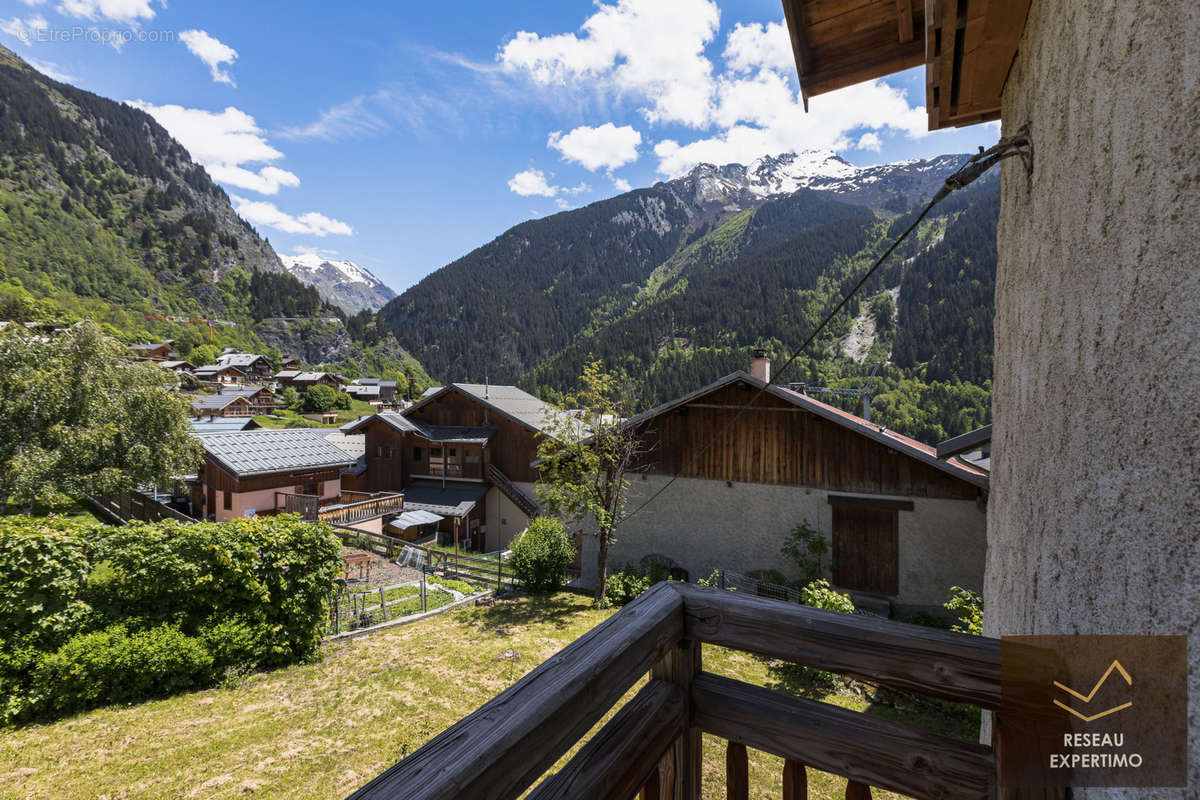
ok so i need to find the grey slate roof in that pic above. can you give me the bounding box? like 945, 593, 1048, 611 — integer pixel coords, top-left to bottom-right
400, 480, 489, 517
191, 394, 247, 411
346, 384, 381, 397
353, 378, 381, 386
189, 417, 259, 433
408, 383, 561, 433
341, 413, 493, 444
216, 353, 270, 368
194, 364, 245, 376
293, 371, 336, 383
274, 370, 302, 380
196, 428, 357, 477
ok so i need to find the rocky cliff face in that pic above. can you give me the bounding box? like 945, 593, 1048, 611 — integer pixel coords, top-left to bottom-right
252, 317, 353, 364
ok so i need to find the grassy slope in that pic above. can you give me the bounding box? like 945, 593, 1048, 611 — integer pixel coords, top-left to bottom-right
0, 593, 977, 800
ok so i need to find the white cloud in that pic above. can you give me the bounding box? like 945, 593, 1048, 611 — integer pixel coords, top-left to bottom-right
499, 0, 720, 128
127, 101, 303, 195
499, 7, 934, 182
26, 57, 73, 81
611, 176, 631, 192
231, 195, 353, 237
548, 122, 641, 171
722, 21, 793, 74
508, 168, 559, 197
1, 15, 49, 45
856, 132, 883, 152
281, 92, 391, 141
179, 29, 238, 87
654, 79, 929, 176
57, 0, 159, 23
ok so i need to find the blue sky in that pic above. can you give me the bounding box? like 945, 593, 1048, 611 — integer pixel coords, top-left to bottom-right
1, 0, 999, 293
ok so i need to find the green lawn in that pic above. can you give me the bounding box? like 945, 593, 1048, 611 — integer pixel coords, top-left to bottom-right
0, 592, 978, 799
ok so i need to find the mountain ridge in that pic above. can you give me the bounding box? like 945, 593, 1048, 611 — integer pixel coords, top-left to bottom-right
279, 253, 396, 314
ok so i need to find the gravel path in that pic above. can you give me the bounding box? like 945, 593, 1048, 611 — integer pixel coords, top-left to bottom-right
339, 545, 423, 588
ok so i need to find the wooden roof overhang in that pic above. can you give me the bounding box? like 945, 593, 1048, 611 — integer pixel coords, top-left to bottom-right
781, 0, 1031, 130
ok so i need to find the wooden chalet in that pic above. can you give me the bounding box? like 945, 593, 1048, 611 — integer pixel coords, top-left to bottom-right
190, 428, 400, 530
190, 385, 281, 419
192, 364, 247, 385
290, 371, 343, 392
345, 383, 549, 552
158, 360, 196, 374
129, 342, 174, 361
215, 353, 274, 381
280, 356, 301, 371
586, 358, 987, 614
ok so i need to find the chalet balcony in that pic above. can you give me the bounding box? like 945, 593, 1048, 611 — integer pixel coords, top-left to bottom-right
274, 490, 405, 526
425, 461, 483, 480
348, 582, 1007, 800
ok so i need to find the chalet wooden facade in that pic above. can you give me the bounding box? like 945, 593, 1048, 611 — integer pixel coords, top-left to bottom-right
129, 342, 173, 360
589, 366, 988, 614
347, 383, 548, 552
215, 353, 274, 381
193, 364, 246, 385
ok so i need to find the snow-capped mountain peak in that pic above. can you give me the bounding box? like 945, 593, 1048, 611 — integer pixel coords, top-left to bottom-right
669, 150, 968, 212
279, 253, 396, 314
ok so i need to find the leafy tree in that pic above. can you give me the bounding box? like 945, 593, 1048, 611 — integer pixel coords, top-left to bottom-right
536, 361, 650, 605
189, 343, 218, 366
301, 384, 337, 413
945, 586, 983, 635
781, 519, 831, 581
0, 322, 203, 510
280, 386, 299, 410
509, 517, 575, 593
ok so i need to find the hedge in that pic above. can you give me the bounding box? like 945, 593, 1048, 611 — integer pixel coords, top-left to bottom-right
0, 514, 342, 725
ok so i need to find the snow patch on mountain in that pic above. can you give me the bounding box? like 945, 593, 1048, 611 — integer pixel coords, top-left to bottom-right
280, 253, 396, 314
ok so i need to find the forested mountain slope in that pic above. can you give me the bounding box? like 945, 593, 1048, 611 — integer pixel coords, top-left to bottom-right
382, 149, 1001, 441
0, 45, 429, 389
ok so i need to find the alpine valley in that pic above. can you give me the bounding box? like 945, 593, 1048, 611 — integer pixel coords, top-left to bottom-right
381, 151, 1000, 442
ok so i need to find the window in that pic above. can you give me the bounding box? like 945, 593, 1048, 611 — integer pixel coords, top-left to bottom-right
465, 450, 480, 463
302, 481, 320, 496
413, 447, 424, 461
223, 491, 232, 511
448, 448, 457, 459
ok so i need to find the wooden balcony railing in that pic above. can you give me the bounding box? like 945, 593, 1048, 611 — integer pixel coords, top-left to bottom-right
318, 493, 405, 525
347, 581, 1009, 800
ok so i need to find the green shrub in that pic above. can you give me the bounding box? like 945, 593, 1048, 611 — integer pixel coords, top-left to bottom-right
0, 517, 96, 651
798, 579, 855, 614
603, 564, 653, 606
781, 519, 830, 582
945, 586, 983, 635
24, 624, 212, 722
509, 517, 574, 593
0, 514, 342, 726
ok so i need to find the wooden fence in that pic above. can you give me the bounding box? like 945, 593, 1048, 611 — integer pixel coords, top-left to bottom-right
87, 489, 196, 525
347, 581, 1024, 800
333, 530, 516, 591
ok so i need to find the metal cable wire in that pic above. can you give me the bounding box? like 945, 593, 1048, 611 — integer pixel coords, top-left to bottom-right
617, 128, 1032, 527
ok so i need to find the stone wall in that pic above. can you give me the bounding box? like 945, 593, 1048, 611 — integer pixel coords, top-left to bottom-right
988, 0, 1199, 791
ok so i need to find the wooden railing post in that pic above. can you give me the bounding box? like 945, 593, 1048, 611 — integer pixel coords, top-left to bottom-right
844, 780, 871, 800
652, 637, 701, 800
783, 759, 807, 800
725, 741, 748, 800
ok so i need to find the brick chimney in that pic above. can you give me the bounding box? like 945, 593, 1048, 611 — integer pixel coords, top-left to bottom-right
750, 348, 770, 383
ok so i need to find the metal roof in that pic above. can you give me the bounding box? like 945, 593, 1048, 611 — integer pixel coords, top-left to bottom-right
400, 480, 489, 517
194, 364, 245, 375
160, 360, 194, 370
274, 370, 302, 379
293, 371, 337, 382
189, 417, 259, 433
354, 378, 381, 386
936, 425, 993, 459
323, 432, 365, 459
387, 510, 443, 530
196, 428, 357, 477
346, 384, 381, 397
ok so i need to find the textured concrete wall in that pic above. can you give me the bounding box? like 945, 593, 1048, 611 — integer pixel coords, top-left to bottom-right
484, 485, 530, 552
988, 0, 1199, 791
586, 474, 985, 610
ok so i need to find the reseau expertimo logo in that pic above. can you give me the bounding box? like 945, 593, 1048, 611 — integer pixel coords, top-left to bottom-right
1000, 635, 1187, 789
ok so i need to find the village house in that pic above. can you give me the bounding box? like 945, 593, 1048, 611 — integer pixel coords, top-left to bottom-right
190, 428, 400, 534
214, 353, 273, 381
192, 364, 246, 385
290, 371, 343, 393
585, 356, 988, 616
280, 356, 300, 371
189, 385, 280, 419
129, 342, 174, 361
272, 369, 301, 387
158, 359, 196, 374
345, 383, 382, 405
345, 383, 549, 552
